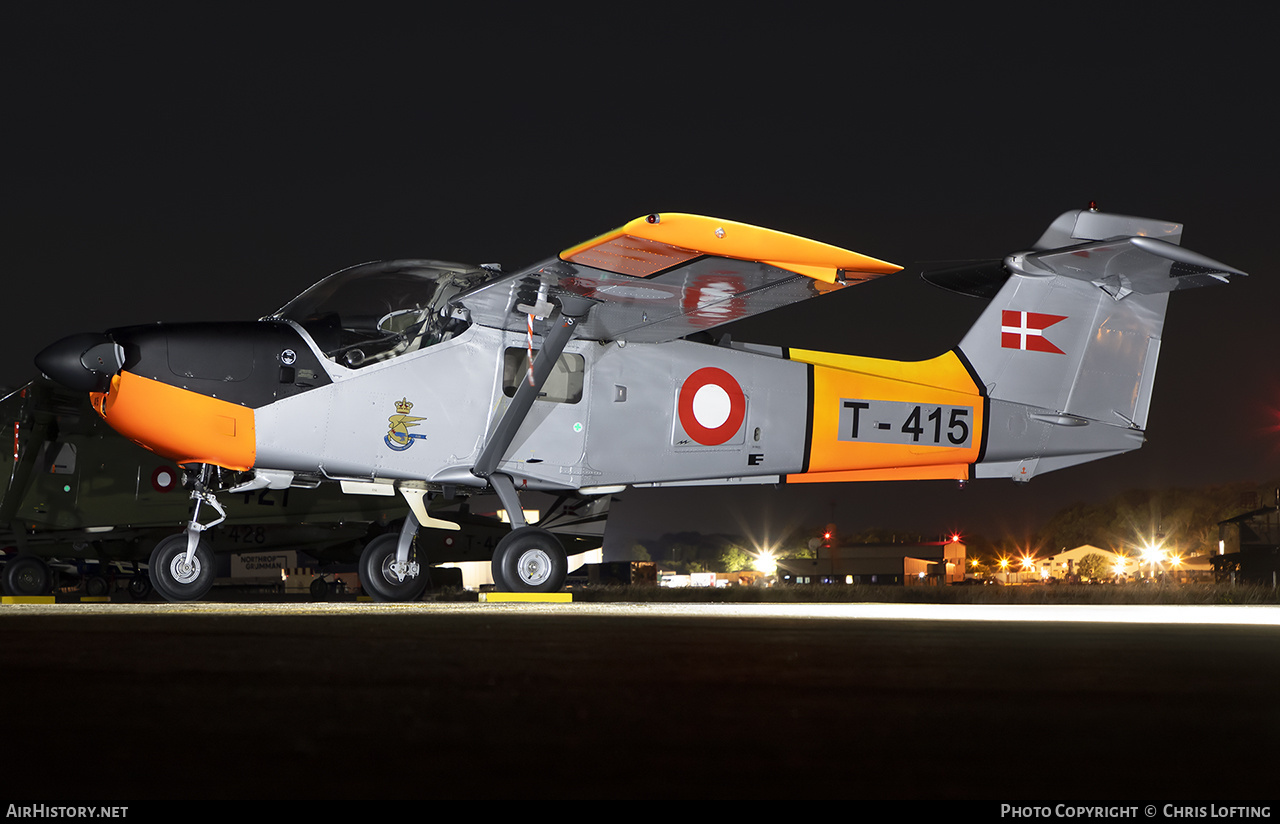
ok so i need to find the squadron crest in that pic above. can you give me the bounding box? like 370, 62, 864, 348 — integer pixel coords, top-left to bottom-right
384, 397, 426, 451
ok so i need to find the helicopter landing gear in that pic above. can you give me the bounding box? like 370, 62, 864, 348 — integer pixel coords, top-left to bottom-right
3, 555, 52, 597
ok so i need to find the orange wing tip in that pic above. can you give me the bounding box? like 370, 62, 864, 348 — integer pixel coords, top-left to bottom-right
561, 213, 901, 282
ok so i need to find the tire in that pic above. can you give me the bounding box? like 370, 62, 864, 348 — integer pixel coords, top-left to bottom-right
127, 573, 153, 601
358, 533, 428, 602
3, 555, 51, 597
148, 534, 215, 602
85, 575, 110, 598
491, 528, 567, 593
309, 576, 329, 600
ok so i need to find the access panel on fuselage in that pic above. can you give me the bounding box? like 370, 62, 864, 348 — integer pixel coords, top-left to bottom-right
581, 340, 812, 486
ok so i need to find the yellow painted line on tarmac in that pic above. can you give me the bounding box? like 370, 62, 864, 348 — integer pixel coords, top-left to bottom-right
3, 596, 114, 605
480, 592, 573, 603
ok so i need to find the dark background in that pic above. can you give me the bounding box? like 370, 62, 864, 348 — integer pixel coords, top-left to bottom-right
5, 8, 1273, 553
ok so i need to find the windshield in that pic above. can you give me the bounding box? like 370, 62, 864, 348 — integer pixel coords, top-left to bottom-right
266, 260, 492, 368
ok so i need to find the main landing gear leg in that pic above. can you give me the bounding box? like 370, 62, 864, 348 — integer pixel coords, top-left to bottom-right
488, 474, 568, 593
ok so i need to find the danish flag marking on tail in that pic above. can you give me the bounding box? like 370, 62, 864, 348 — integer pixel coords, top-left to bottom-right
1001, 310, 1067, 354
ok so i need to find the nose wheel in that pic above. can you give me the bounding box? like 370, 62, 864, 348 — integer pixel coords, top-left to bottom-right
491, 528, 567, 593
148, 534, 215, 602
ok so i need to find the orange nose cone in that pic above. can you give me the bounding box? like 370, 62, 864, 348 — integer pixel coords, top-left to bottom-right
91, 371, 256, 471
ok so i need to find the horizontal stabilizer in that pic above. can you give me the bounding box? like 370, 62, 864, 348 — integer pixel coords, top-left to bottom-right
1012, 235, 1246, 299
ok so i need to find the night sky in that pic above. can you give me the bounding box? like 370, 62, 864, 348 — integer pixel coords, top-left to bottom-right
5, 9, 1274, 555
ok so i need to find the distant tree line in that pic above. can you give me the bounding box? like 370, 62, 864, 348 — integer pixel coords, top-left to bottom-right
1034, 479, 1277, 558
632, 532, 760, 574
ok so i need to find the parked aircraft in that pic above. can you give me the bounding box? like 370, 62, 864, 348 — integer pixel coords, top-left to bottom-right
33, 208, 1244, 600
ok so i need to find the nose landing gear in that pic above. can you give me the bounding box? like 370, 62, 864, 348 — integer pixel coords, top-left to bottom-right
148, 533, 215, 602
148, 465, 225, 603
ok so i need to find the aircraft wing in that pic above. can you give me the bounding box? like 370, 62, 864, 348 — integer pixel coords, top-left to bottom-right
450, 213, 901, 343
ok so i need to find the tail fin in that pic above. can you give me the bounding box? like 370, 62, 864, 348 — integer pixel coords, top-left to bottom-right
927, 209, 1245, 482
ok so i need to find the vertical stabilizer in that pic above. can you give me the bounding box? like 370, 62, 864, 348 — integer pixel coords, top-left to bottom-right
929, 209, 1245, 481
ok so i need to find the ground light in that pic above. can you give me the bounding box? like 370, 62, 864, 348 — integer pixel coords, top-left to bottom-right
751, 549, 778, 577
1137, 537, 1180, 580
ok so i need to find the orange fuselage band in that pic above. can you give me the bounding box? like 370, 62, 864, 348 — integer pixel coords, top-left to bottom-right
786, 349, 985, 480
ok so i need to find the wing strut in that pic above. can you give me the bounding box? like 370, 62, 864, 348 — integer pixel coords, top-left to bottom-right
471, 296, 592, 488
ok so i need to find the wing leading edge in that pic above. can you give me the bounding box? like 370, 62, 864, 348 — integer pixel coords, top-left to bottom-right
451, 213, 901, 343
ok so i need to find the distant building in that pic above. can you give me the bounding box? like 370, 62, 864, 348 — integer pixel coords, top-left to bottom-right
652, 569, 762, 588
1216, 507, 1280, 586
777, 539, 965, 586
1040, 545, 1125, 581
1040, 544, 1212, 583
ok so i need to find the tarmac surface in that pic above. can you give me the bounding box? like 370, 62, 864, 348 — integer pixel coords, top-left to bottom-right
2, 600, 1278, 801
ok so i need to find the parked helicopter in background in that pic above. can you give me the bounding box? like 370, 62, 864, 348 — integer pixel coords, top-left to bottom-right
1, 377, 607, 599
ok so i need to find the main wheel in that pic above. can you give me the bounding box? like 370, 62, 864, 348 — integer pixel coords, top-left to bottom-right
491, 528, 567, 593
358, 533, 429, 602
3, 555, 51, 597
148, 534, 215, 602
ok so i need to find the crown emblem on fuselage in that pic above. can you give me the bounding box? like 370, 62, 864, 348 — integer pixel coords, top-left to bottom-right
385, 397, 426, 452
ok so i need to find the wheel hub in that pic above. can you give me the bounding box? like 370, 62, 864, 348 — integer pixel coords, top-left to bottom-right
516, 548, 552, 586
16, 568, 42, 592
168, 554, 202, 585
380, 556, 419, 585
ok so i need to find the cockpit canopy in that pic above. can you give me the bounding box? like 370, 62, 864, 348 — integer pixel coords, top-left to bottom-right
265, 260, 494, 368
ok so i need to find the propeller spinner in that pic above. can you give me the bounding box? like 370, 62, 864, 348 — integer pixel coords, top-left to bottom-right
35, 332, 125, 393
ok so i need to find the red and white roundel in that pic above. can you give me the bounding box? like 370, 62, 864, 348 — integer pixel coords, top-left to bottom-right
682, 274, 747, 329
151, 465, 178, 493
677, 367, 746, 446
